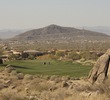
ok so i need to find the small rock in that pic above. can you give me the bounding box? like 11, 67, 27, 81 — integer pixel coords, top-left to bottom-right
10, 85, 16, 89
5, 80, 11, 84
17, 73, 24, 79
24, 74, 33, 80
10, 70, 17, 76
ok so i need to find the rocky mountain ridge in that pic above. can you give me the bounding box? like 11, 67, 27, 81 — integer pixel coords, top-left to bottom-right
11, 24, 110, 42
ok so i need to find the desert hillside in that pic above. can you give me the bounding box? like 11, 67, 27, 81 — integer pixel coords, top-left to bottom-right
6, 24, 110, 50
12, 24, 110, 42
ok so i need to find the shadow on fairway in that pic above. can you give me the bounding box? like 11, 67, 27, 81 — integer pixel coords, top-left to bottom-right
11, 65, 30, 69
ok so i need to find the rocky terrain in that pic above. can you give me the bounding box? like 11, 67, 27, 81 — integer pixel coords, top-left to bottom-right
0, 49, 110, 100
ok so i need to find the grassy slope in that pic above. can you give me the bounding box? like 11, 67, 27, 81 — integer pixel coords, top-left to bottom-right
5, 60, 92, 77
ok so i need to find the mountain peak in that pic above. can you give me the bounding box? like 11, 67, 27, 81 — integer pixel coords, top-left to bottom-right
44, 24, 62, 29
47, 24, 61, 27
12, 24, 110, 43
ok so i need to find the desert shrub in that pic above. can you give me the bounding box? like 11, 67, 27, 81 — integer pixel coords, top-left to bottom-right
68, 52, 81, 60
76, 83, 110, 94
81, 51, 98, 60
61, 76, 70, 81
0, 49, 4, 57
37, 54, 53, 60
27, 79, 51, 92
42, 75, 50, 80
50, 75, 62, 83
65, 93, 109, 100
4, 66, 15, 73
35, 83, 50, 92
33, 74, 41, 78
50, 75, 61, 81
9, 54, 21, 60
28, 54, 35, 60
41, 88, 70, 100
24, 74, 33, 80
22, 53, 29, 59
49, 54, 59, 60
0, 92, 28, 100
56, 51, 66, 57
10, 70, 18, 76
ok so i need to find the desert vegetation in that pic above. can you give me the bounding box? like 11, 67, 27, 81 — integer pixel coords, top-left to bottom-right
0, 64, 110, 100
0, 25, 110, 100
0, 49, 109, 100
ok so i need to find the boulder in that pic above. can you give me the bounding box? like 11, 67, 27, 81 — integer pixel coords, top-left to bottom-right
17, 73, 24, 79
88, 49, 110, 84
5, 65, 15, 73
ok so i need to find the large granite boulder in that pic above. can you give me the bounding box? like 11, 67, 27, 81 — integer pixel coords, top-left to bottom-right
88, 49, 110, 84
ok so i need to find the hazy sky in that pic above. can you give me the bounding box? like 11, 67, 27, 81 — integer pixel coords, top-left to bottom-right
0, 0, 110, 29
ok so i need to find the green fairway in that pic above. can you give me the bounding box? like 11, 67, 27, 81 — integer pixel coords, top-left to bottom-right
5, 60, 92, 77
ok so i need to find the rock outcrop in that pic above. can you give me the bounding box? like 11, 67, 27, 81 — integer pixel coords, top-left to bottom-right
88, 49, 110, 84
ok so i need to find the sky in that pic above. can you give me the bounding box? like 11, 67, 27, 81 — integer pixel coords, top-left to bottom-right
0, 0, 110, 29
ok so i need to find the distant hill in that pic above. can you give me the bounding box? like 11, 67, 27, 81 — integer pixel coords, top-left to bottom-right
11, 24, 110, 41
9, 24, 110, 50
0, 29, 28, 39
84, 26, 110, 36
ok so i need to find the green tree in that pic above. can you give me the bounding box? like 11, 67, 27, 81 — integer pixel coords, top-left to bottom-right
68, 52, 81, 60
56, 51, 65, 57
9, 54, 21, 60
28, 54, 35, 60
81, 51, 98, 60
